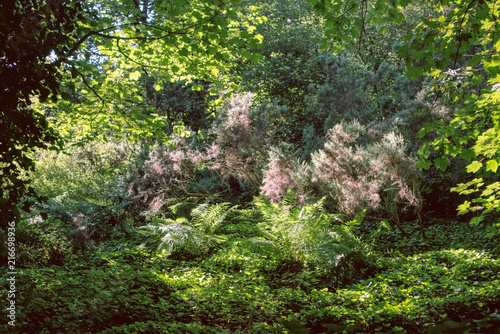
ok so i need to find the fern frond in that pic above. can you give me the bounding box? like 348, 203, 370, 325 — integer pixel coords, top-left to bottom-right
141, 202, 238, 257
191, 202, 237, 235
140, 217, 203, 256
253, 193, 372, 284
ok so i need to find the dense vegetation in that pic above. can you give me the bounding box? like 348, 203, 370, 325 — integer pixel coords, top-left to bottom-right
1, 0, 500, 333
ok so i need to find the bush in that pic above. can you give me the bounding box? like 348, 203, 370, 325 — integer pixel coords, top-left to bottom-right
127, 94, 275, 210
262, 121, 423, 229
28, 139, 131, 210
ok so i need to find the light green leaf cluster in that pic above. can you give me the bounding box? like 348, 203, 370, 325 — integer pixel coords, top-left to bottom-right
43, 0, 267, 143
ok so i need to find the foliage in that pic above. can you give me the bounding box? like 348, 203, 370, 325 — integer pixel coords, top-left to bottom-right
1, 0, 267, 231
3, 215, 72, 267
27, 139, 131, 209
191, 202, 238, 236
138, 79, 215, 133
6, 0, 500, 333
282, 249, 500, 333
253, 193, 373, 285
140, 202, 236, 258
262, 121, 423, 228
3, 138, 136, 258
0, 0, 83, 228
404, 0, 500, 233
2, 215, 500, 334
233, 0, 325, 144
127, 94, 273, 210
314, 53, 432, 141
310, 0, 500, 232
41, 0, 266, 143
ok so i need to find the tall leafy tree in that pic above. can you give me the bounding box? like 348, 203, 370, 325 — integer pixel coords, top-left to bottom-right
232, 0, 325, 144
406, 0, 500, 231
46, 0, 265, 142
0, 0, 83, 227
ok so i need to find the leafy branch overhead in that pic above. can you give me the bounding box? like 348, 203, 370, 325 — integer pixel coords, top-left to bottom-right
49, 0, 266, 141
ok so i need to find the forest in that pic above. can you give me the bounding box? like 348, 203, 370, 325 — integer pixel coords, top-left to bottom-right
1, 0, 500, 333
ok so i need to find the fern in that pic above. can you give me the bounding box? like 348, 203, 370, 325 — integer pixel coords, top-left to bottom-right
141, 202, 236, 257
191, 202, 237, 235
141, 217, 204, 256
253, 193, 372, 285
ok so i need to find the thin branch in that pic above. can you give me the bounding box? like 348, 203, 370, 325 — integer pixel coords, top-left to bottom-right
73, 67, 141, 129
453, 0, 478, 68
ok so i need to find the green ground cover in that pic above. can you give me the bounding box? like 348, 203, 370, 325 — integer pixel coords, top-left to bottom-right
2, 209, 499, 334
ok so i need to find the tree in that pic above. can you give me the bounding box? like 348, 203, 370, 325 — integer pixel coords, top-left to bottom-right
407, 0, 500, 232
45, 0, 265, 143
0, 0, 83, 228
232, 0, 325, 144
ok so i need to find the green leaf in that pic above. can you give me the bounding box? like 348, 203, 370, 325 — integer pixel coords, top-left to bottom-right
460, 148, 476, 162
129, 71, 141, 81
485, 159, 499, 173
457, 201, 470, 214
416, 158, 432, 170
434, 157, 451, 172
466, 161, 483, 173
470, 215, 484, 226
416, 127, 427, 139
319, 40, 330, 51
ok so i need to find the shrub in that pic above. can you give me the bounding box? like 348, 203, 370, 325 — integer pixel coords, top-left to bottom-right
127, 94, 274, 211
262, 121, 423, 228
261, 147, 308, 204
28, 139, 131, 210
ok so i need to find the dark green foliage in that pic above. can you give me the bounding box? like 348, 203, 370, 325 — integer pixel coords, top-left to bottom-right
0, 0, 83, 229
235, 0, 324, 116
7, 216, 72, 267
141, 78, 214, 132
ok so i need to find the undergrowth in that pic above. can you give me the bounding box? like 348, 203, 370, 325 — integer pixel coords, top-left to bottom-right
1, 201, 499, 334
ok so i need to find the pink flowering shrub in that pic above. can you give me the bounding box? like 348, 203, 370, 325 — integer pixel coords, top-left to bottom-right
261, 147, 313, 204
209, 93, 270, 187
311, 121, 382, 215
127, 92, 422, 222
128, 94, 272, 211
261, 147, 297, 202
261, 121, 423, 220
